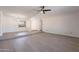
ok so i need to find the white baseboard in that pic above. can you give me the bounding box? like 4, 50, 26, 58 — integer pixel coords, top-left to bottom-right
43, 30, 79, 38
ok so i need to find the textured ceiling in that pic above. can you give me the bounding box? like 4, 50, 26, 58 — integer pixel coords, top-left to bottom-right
0, 6, 79, 16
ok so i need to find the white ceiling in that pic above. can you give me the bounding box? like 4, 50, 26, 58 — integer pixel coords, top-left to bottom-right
0, 6, 39, 15
0, 6, 79, 16
46, 6, 79, 14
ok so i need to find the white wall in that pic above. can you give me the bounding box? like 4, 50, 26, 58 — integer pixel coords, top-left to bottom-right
41, 12, 79, 38
0, 11, 39, 34
26, 19, 31, 31
3, 15, 17, 33
0, 11, 4, 36
0, 11, 2, 36
1, 12, 27, 33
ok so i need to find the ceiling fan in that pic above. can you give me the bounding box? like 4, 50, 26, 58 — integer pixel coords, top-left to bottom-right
37, 6, 51, 14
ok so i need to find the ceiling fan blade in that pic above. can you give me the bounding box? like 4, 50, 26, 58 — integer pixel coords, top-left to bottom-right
43, 9, 51, 11
43, 11, 45, 14
42, 6, 45, 9
40, 6, 45, 9
36, 6, 51, 14
40, 6, 45, 11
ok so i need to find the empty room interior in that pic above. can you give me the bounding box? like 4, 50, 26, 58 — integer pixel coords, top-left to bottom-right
0, 6, 79, 52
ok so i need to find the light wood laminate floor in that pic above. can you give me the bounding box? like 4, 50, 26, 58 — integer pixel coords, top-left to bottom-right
0, 32, 79, 52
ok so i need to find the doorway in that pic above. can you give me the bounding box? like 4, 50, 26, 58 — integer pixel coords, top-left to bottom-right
30, 16, 42, 31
